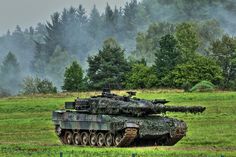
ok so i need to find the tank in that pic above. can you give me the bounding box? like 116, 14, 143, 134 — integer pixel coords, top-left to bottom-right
52, 89, 206, 147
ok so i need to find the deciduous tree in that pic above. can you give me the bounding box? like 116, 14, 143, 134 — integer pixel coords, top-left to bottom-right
210, 35, 236, 88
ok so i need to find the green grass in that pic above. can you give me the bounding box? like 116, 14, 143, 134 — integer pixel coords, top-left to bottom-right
0, 91, 236, 157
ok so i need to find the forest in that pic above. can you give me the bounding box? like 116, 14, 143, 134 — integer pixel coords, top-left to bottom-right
0, 0, 236, 95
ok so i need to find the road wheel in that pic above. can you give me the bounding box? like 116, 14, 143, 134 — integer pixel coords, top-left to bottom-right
97, 133, 105, 147
64, 131, 73, 145
114, 134, 122, 146
89, 133, 97, 146
105, 133, 113, 147
73, 132, 81, 145
81, 132, 89, 146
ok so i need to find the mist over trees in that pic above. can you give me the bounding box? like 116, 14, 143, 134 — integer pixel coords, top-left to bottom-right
1, 0, 236, 94
0, 52, 22, 95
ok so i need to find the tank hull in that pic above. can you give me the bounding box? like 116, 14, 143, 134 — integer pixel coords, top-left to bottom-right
52, 110, 187, 147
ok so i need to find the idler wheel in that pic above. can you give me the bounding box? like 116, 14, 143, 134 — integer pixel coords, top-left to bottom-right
89, 133, 97, 146
81, 132, 89, 146
97, 133, 105, 147
114, 134, 122, 146
105, 133, 114, 147
73, 132, 81, 145
55, 126, 62, 136
64, 131, 73, 145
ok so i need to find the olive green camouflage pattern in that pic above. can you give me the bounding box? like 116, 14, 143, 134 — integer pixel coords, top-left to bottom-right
52, 89, 205, 147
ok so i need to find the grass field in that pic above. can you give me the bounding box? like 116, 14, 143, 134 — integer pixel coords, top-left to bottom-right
0, 90, 236, 157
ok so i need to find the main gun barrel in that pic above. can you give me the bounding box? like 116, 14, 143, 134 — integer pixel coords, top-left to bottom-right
154, 105, 206, 114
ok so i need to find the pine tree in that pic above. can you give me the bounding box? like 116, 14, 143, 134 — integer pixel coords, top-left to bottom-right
154, 34, 182, 79
0, 52, 21, 94
77, 5, 87, 25
44, 12, 63, 58
46, 46, 72, 88
87, 38, 130, 89
135, 22, 175, 63
104, 3, 114, 36
86, 5, 104, 49
123, 0, 138, 36
62, 61, 84, 92
31, 41, 47, 77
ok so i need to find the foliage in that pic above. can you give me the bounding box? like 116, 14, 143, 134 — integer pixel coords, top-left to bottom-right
154, 34, 182, 80
87, 6, 103, 38
123, 0, 139, 36
134, 22, 175, 63
62, 61, 84, 92
37, 79, 57, 94
125, 64, 157, 89
190, 81, 216, 92
209, 35, 236, 89
87, 38, 130, 89
133, 20, 223, 64
175, 22, 199, 62
21, 76, 57, 94
32, 5, 90, 75
164, 55, 223, 90
196, 20, 223, 55
21, 77, 38, 94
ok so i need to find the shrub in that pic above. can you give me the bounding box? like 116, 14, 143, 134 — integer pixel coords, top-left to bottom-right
190, 81, 215, 92
21, 76, 57, 94
37, 79, 57, 94
125, 64, 158, 89
163, 55, 223, 89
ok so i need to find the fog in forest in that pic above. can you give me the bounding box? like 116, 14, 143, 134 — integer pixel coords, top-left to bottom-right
0, 0, 236, 94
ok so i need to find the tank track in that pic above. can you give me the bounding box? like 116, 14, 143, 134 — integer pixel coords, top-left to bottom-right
55, 127, 138, 147
58, 135, 66, 144
56, 129, 185, 147
56, 127, 186, 147
116, 128, 138, 147
164, 136, 184, 146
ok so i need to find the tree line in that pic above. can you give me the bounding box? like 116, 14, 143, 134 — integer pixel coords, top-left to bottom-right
2, 23, 235, 95
61, 25, 236, 92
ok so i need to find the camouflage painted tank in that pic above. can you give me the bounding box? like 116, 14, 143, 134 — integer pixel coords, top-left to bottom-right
52, 89, 205, 147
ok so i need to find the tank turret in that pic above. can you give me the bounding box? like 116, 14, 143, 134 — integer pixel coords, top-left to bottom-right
65, 90, 205, 116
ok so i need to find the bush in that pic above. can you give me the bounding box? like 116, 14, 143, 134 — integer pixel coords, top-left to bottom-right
227, 80, 236, 91
21, 76, 57, 94
37, 79, 57, 94
125, 64, 158, 89
190, 81, 215, 92
163, 55, 223, 89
